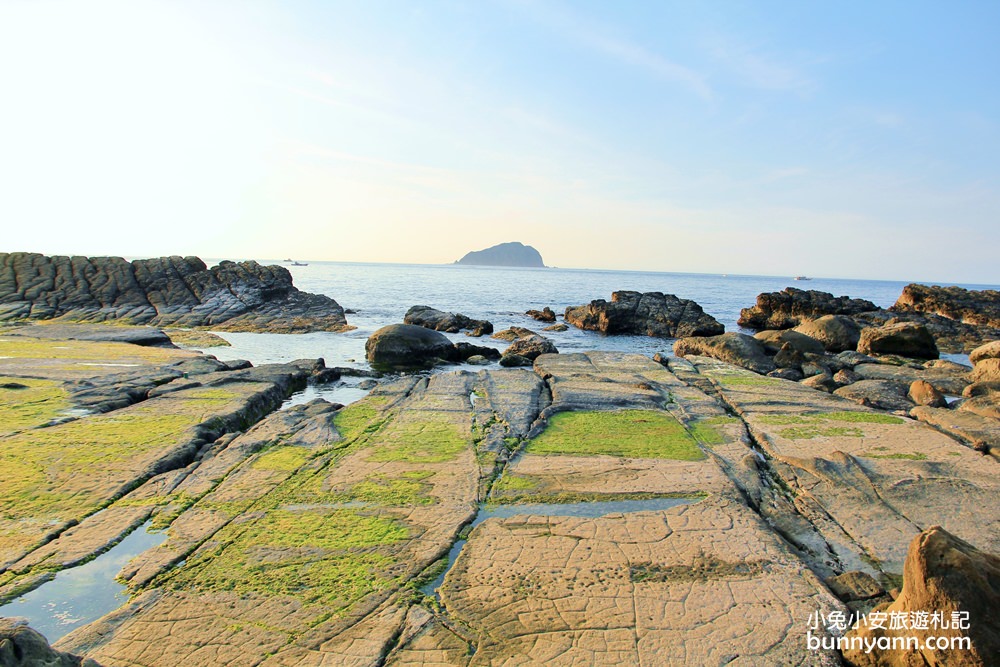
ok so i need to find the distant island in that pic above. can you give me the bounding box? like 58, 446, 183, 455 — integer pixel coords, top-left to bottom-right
455, 241, 544, 268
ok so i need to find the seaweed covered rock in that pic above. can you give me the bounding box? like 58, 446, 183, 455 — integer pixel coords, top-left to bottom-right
0, 252, 350, 333
565, 291, 723, 338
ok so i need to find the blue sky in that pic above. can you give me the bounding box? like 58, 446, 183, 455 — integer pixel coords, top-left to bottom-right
1, 0, 998, 282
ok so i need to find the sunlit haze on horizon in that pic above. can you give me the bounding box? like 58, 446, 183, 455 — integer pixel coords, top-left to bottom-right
1, 0, 998, 284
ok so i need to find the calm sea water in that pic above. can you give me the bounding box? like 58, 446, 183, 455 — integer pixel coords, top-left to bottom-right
212, 261, 996, 371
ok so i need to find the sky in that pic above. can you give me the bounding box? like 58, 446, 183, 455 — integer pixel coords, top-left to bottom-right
1, 0, 998, 283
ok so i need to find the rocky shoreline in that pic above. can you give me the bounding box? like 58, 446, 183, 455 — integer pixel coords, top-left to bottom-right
1, 271, 998, 666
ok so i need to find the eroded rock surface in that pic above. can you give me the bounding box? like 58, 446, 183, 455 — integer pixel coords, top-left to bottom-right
565, 291, 723, 338
404, 305, 493, 337
0, 252, 350, 333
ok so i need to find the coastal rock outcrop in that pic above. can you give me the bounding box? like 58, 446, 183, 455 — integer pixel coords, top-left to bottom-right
403, 305, 493, 337
738, 288, 876, 330
856, 321, 939, 359
364, 324, 457, 370
565, 291, 724, 338
673, 332, 776, 374
890, 283, 1000, 329
841, 527, 1000, 667
455, 241, 544, 268
494, 328, 558, 366
793, 315, 862, 353
0, 619, 101, 666
525, 307, 556, 322
0, 252, 350, 333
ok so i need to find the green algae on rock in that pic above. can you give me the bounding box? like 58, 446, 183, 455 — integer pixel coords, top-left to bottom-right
527, 409, 705, 460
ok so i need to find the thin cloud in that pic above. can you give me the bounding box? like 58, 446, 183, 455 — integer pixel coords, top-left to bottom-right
706, 35, 816, 93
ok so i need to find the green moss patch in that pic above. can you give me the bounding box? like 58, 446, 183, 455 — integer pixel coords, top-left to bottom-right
779, 426, 863, 440
333, 399, 387, 442
862, 452, 928, 460
0, 376, 71, 436
688, 416, 740, 446
490, 490, 707, 506
758, 411, 904, 426
715, 376, 783, 387
252, 446, 312, 472
527, 410, 705, 460
165, 509, 409, 611
332, 472, 436, 506
367, 414, 467, 463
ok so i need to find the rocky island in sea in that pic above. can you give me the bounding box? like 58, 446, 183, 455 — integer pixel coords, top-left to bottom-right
455, 241, 545, 268
1, 255, 998, 667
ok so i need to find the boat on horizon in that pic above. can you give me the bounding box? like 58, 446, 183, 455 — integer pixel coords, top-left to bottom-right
793, 276, 811, 281
290, 261, 309, 266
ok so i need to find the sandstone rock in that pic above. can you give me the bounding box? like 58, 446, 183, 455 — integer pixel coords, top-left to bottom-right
565, 291, 723, 338
0, 619, 101, 666
793, 315, 862, 353
542, 323, 568, 332
957, 396, 1000, 421
836, 350, 878, 367
857, 321, 939, 359
753, 329, 826, 355
909, 379, 947, 408
491, 326, 536, 341
403, 305, 493, 336
833, 379, 914, 412
738, 288, 877, 330
465, 355, 490, 365
364, 324, 457, 370
890, 283, 1000, 329
772, 343, 805, 369
0, 252, 350, 333
801, 361, 830, 378
853, 362, 969, 396
499, 353, 533, 367
825, 571, 885, 602
674, 332, 776, 374
503, 333, 557, 361
970, 358, 1000, 384
842, 526, 1000, 667
969, 340, 1000, 365
963, 381, 1000, 398
525, 306, 556, 322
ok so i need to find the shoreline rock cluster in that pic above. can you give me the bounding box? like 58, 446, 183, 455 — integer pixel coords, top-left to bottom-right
0, 252, 351, 333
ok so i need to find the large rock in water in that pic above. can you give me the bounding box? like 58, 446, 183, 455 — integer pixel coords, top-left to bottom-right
857, 321, 939, 359
1, 619, 102, 666
674, 332, 776, 374
738, 288, 877, 330
455, 242, 544, 268
891, 283, 1000, 329
842, 527, 1000, 667
365, 324, 457, 370
565, 291, 723, 338
403, 305, 492, 336
793, 315, 862, 353
0, 252, 349, 333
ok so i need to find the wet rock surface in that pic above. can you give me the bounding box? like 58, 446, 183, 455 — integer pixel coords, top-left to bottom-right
565, 291, 724, 338
403, 305, 493, 337
3, 331, 998, 666
0, 252, 350, 333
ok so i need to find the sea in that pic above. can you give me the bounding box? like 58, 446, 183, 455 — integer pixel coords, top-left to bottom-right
211, 261, 996, 388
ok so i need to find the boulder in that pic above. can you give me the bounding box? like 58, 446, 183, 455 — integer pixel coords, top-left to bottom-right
841, 526, 1000, 667
963, 381, 1000, 398
492, 326, 536, 342
526, 307, 556, 322
565, 291, 724, 338
0, 619, 101, 666
465, 355, 490, 365
772, 343, 805, 370
738, 287, 877, 330
801, 361, 830, 378
767, 367, 804, 381
364, 324, 457, 370
957, 396, 1000, 421
499, 353, 533, 367
971, 358, 1000, 384
0, 252, 350, 333
673, 333, 776, 374
792, 315, 862, 353
801, 373, 837, 393
753, 329, 826, 355
908, 379, 947, 408
504, 334, 557, 361
833, 380, 914, 412
890, 283, 1000, 329
833, 368, 861, 386
543, 323, 568, 332
835, 350, 878, 367
857, 321, 939, 359
403, 305, 493, 337
969, 340, 1000, 365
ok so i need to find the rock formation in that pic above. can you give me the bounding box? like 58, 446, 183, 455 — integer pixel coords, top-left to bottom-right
403, 305, 492, 337
365, 324, 501, 370
0, 619, 101, 666
455, 242, 544, 268
891, 283, 1000, 328
565, 291, 724, 338
738, 288, 876, 330
841, 527, 1000, 667
673, 332, 776, 374
0, 252, 350, 333
857, 321, 939, 359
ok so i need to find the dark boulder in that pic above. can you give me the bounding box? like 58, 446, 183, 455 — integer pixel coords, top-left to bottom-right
503, 333, 557, 361
857, 321, 939, 359
673, 332, 775, 374
0, 619, 102, 666
890, 283, 1000, 329
499, 353, 534, 367
565, 291, 723, 338
753, 329, 826, 355
0, 252, 350, 333
793, 315, 862, 353
365, 324, 457, 370
833, 379, 914, 412
453, 342, 502, 362
404, 305, 493, 337
738, 287, 877, 330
